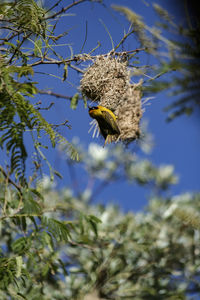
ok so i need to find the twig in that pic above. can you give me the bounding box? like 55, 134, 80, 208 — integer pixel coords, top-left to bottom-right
44, 0, 88, 20
0, 213, 41, 221
45, 0, 63, 15
29, 56, 79, 67
80, 21, 88, 54
36, 102, 55, 110
0, 26, 21, 33
8, 32, 32, 64
99, 18, 114, 50
113, 48, 146, 56
29, 48, 145, 67
69, 64, 84, 73
51, 120, 71, 129
69, 240, 96, 251
0, 32, 19, 45
113, 29, 135, 52
145, 70, 169, 82
0, 166, 22, 195
38, 89, 73, 100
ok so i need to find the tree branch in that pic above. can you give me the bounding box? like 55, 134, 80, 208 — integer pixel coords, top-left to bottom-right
29, 56, 80, 67
45, 0, 63, 15
0, 32, 19, 46
38, 89, 73, 100
8, 32, 32, 64
29, 48, 145, 67
44, 0, 88, 21
113, 29, 135, 52
0, 166, 22, 195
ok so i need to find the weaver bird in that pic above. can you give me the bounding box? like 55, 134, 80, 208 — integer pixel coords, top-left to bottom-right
88, 105, 120, 146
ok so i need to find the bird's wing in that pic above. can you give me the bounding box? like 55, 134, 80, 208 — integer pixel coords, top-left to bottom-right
101, 110, 120, 134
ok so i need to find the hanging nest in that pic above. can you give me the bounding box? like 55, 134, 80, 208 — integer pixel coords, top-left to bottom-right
80, 55, 143, 143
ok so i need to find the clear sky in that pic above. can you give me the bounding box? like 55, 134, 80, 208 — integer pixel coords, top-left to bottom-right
7, 0, 200, 211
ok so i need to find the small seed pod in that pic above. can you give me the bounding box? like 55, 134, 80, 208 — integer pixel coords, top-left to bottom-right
80, 55, 143, 143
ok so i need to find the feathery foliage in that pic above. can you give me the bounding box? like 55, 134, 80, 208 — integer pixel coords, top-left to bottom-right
113, 3, 200, 121
0, 163, 199, 298
0, 0, 80, 183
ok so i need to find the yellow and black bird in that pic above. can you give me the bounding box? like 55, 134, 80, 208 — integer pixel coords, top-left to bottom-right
88, 105, 120, 146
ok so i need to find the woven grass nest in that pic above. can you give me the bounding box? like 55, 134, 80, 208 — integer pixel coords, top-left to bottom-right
80, 55, 143, 143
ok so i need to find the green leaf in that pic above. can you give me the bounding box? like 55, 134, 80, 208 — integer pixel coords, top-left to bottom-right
12, 237, 31, 254
21, 216, 27, 232
70, 93, 79, 110
88, 215, 102, 224
58, 259, 69, 276
4, 41, 17, 49
15, 256, 23, 278
21, 190, 41, 214
41, 231, 54, 252
41, 263, 50, 277
8, 66, 34, 78
83, 95, 88, 108
54, 170, 63, 179
7, 286, 28, 300
18, 66, 34, 78
62, 64, 68, 82
34, 38, 43, 57
30, 188, 44, 201
42, 217, 72, 242
85, 214, 101, 237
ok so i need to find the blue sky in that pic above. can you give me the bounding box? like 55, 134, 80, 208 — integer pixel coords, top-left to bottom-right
4, 0, 200, 211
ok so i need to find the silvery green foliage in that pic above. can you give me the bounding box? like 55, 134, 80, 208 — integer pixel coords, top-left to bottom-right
0, 142, 199, 299
84, 143, 178, 190
63, 192, 200, 299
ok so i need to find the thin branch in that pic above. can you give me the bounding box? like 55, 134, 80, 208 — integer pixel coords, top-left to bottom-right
113, 48, 146, 56
45, 0, 63, 15
29, 56, 79, 67
36, 102, 55, 110
80, 21, 88, 54
88, 41, 101, 56
69, 64, 84, 73
29, 48, 145, 67
44, 0, 88, 21
0, 26, 21, 33
113, 29, 135, 52
38, 89, 73, 100
51, 120, 71, 129
144, 70, 170, 83
99, 18, 114, 50
0, 213, 41, 221
8, 32, 32, 64
0, 31, 19, 45
69, 240, 96, 251
0, 166, 22, 195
